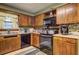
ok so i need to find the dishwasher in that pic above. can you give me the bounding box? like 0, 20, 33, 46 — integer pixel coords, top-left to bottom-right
21, 34, 30, 48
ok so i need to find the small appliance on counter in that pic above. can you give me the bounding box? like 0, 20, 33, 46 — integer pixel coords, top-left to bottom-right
60, 25, 69, 35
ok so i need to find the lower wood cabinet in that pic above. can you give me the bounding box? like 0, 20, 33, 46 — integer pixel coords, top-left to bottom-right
53, 36, 77, 55
31, 33, 40, 48
0, 35, 21, 54
0, 37, 5, 54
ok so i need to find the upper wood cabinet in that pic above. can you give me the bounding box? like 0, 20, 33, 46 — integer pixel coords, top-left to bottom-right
56, 4, 77, 24
18, 14, 28, 26
27, 16, 33, 26
76, 4, 79, 22
56, 5, 66, 24
66, 4, 77, 24
18, 14, 34, 27
35, 14, 45, 26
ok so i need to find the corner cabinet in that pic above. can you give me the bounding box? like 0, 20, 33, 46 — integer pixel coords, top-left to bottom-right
56, 4, 77, 24
31, 33, 40, 48
53, 36, 77, 55
35, 14, 45, 26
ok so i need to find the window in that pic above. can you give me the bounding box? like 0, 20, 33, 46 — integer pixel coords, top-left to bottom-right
4, 16, 13, 29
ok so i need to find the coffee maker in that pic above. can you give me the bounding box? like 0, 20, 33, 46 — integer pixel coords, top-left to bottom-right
60, 25, 69, 35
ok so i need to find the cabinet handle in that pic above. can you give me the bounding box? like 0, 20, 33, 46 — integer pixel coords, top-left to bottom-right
4, 35, 17, 38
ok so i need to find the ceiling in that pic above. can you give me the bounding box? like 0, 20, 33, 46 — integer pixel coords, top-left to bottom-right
3, 3, 65, 16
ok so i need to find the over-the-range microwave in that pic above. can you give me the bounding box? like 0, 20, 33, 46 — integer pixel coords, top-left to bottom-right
44, 17, 56, 26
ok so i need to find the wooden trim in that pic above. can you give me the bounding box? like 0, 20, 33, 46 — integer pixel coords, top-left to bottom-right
0, 8, 19, 15
0, 29, 19, 31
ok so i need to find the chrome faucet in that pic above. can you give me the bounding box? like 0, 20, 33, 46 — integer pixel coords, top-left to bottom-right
7, 29, 10, 34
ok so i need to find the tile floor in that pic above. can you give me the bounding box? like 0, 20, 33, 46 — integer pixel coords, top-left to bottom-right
5, 46, 46, 55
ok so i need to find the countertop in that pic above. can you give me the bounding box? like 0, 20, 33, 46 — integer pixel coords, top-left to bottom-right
31, 32, 40, 34
0, 33, 19, 37
0, 32, 40, 37
20, 32, 79, 39
53, 34, 79, 39
1, 32, 79, 39
20, 32, 40, 34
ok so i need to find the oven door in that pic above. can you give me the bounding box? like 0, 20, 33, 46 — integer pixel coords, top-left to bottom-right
40, 34, 52, 55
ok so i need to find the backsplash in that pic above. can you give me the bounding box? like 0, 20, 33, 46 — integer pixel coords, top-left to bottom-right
19, 27, 35, 33
0, 31, 20, 34
69, 24, 79, 32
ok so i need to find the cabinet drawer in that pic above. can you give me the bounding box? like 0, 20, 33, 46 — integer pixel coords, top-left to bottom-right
66, 38, 76, 44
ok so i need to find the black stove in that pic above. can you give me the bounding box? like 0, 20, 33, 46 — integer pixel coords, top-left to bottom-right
40, 34, 53, 55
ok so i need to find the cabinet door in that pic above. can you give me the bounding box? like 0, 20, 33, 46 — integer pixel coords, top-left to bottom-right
66, 4, 77, 24
0, 38, 11, 54
0, 39, 6, 54
9, 36, 21, 51
28, 16, 32, 26
35, 14, 44, 26
5, 38, 12, 53
66, 38, 77, 55
31, 34, 40, 48
76, 4, 79, 23
18, 14, 28, 26
70, 43, 77, 55
56, 5, 66, 24
66, 43, 76, 55
14, 36, 21, 50
53, 37, 63, 55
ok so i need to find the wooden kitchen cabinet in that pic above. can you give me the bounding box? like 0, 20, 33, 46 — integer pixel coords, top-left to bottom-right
0, 35, 21, 54
35, 14, 45, 26
66, 4, 77, 24
27, 16, 34, 27
76, 4, 79, 22
6, 35, 21, 51
27, 16, 33, 26
18, 14, 33, 27
0, 37, 6, 54
18, 14, 28, 26
31, 33, 40, 48
53, 36, 77, 55
53, 37, 63, 55
56, 5, 66, 24
56, 4, 77, 24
